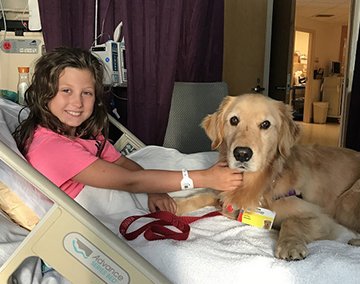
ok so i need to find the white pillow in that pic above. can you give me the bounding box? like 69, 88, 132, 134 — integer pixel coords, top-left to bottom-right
0, 97, 29, 134
0, 98, 52, 230
128, 145, 219, 201
0, 210, 29, 267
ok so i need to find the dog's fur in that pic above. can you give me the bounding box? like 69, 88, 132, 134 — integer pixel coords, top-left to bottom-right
177, 93, 360, 260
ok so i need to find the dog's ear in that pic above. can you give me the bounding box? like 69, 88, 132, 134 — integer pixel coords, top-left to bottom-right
202, 113, 222, 149
201, 96, 233, 150
277, 102, 300, 158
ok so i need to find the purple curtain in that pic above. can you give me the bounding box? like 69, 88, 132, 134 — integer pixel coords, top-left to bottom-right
175, 1, 224, 82
38, 0, 96, 50
38, 0, 224, 145
345, 27, 360, 151
122, 1, 182, 145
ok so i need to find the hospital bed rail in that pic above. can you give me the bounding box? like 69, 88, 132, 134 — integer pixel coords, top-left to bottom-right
0, 119, 169, 283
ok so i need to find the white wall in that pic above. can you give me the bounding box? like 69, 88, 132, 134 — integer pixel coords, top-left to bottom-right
296, 16, 343, 77
296, 16, 345, 120
294, 31, 309, 56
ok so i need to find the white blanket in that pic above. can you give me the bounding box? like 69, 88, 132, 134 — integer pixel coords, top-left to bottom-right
80, 146, 360, 284
2, 145, 360, 283
115, 207, 360, 284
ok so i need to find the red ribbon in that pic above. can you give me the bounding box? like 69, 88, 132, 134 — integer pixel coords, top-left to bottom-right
119, 210, 221, 241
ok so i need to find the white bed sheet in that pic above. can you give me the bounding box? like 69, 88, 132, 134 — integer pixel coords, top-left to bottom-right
115, 207, 360, 284
113, 146, 360, 284
80, 146, 360, 284
2, 146, 360, 283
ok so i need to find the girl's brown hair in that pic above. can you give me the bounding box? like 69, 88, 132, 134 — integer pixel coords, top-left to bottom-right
13, 47, 108, 155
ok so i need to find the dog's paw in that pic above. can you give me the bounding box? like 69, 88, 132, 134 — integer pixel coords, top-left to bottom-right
348, 238, 360, 246
275, 240, 309, 261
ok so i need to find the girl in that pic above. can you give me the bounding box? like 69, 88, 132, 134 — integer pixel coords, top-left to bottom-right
13, 47, 243, 214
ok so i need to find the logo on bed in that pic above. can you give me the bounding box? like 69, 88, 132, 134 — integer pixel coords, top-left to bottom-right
64, 233, 130, 283
72, 238, 93, 258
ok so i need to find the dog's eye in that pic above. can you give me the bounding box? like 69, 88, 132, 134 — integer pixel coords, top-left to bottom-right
230, 116, 239, 126
260, 120, 271, 129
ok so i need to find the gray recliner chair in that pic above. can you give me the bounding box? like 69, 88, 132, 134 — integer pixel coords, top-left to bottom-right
163, 81, 228, 154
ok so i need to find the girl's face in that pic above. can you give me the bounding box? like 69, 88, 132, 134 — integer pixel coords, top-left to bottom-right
48, 67, 96, 136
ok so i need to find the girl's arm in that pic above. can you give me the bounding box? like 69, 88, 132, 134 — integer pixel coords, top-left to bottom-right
72, 155, 243, 193
115, 155, 143, 171
113, 156, 177, 212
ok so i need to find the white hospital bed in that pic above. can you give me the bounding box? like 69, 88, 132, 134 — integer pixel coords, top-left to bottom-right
0, 98, 168, 283
1, 97, 360, 283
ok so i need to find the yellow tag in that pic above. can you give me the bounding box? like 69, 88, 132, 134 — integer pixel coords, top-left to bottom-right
237, 207, 276, 230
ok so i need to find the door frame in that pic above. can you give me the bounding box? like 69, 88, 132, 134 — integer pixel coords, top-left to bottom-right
340, 0, 360, 146
268, 0, 296, 103
262, 0, 274, 96
293, 28, 315, 123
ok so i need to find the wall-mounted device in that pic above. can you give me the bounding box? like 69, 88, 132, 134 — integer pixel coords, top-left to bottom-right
1, 38, 41, 54
0, 31, 44, 92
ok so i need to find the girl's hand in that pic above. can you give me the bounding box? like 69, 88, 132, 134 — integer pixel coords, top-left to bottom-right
205, 161, 243, 191
148, 193, 177, 213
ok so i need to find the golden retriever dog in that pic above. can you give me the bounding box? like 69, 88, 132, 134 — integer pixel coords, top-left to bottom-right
177, 93, 360, 261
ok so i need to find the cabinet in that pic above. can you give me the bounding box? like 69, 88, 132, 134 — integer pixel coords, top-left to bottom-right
321, 76, 343, 118
291, 85, 305, 121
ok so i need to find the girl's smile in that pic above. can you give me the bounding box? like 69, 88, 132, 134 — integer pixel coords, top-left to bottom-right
48, 67, 96, 136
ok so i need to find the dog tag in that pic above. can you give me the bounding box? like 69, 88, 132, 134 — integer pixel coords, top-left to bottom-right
237, 207, 276, 230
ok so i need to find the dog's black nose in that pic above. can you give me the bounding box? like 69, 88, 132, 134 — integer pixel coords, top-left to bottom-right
233, 147, 253, 162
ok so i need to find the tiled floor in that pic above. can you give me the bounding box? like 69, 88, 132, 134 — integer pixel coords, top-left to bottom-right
297, 121, 340, 147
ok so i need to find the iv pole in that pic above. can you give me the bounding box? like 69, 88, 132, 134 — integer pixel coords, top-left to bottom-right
94, 0, 98, 46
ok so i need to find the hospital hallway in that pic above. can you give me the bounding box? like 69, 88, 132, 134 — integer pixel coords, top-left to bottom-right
297, 121, 340, 147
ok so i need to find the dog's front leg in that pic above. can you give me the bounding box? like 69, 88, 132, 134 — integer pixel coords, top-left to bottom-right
275, 212, 344, 261
175, 191, 220, 215
275, 216, 311, 260
272, 197, 345, 261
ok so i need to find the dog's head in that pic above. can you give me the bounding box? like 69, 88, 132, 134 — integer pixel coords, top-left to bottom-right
202, 94, 300, 172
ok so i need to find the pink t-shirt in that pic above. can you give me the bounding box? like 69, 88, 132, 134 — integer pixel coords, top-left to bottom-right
26, 126, 121, 198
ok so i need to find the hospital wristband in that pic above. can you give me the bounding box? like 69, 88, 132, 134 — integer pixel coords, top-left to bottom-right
181, 169, 194, 190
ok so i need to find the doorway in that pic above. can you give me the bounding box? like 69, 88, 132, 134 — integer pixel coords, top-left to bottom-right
223, 0, 295, 100
291, 30, 311, 121
223, 0, 352, 147
294, 0, 351, 146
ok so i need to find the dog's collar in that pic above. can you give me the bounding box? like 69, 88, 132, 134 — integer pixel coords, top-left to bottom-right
273, 189, 302, 201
